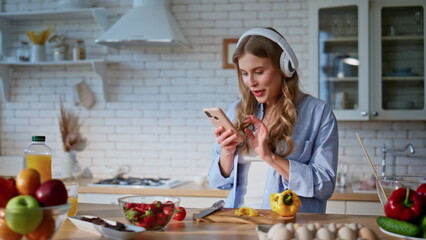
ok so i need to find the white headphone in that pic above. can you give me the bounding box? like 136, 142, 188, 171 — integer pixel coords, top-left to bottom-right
236, 28, 299, 78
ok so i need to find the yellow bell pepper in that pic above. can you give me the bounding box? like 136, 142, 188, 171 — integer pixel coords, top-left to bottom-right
270, 189, 301, 217
234, 206, 259, 217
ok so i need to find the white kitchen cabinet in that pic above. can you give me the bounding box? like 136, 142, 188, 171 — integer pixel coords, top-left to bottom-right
79, 193, 225, 209
0, 8, 113, 102
346, 201, 384, 215
309, 0, 426, 120
326, 200, 384, 215
326, 200, 346, 214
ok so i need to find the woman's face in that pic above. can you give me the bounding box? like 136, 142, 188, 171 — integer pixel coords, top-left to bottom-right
238, 53, 283, 106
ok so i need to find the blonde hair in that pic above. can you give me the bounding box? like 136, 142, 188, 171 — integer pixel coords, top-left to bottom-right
232, 28, 303, 156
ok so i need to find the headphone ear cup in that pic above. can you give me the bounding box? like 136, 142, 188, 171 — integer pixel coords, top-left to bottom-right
280, 52, 294, 78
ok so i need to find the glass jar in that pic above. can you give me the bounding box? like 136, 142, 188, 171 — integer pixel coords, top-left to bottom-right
24, 136, 52, 183
17, 41, 30, 62
72, 39, 86, 61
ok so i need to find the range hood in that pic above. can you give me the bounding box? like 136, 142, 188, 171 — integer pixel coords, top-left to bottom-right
95, 0, 189, 47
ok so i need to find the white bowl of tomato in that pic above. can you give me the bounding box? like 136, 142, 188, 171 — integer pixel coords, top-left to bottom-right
117, 195, 181, 231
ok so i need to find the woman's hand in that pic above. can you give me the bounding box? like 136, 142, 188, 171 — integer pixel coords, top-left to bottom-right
214, 126, 240, 153
244, 115, 272, 159
214, 126, 240, 177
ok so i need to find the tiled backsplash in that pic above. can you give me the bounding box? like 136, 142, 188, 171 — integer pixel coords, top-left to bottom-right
0, 0, 425, 183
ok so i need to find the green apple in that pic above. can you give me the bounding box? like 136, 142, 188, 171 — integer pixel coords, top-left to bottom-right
5, 195, 43, 234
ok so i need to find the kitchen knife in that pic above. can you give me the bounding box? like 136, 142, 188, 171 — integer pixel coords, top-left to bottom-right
194, 200, 225, 219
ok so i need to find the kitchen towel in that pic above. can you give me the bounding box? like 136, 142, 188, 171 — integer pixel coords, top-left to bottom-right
74, 80, 95, 109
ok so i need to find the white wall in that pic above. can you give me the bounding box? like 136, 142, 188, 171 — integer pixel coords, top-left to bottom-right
0, 0, 425, 182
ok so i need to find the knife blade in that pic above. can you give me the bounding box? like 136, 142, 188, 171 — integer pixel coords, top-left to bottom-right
194, 200, 225, 219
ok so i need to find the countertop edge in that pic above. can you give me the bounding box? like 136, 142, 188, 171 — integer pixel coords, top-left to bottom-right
75, 179, 380, 202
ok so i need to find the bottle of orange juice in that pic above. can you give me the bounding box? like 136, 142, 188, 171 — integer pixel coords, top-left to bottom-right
24, 136, 52, 183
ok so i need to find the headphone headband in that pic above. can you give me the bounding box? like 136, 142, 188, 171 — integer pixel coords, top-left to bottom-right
236, 28, 299, 77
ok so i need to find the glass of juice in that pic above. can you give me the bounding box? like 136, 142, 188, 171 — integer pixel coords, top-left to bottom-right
65, 182, 79, 217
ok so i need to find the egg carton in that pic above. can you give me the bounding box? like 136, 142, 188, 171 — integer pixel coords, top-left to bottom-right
256, 222, 379, 240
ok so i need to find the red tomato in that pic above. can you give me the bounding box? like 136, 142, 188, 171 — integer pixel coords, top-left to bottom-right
173, 207, 186, 221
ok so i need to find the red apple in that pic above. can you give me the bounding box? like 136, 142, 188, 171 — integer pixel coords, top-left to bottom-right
34, 179, 68, 207
0, 177, 18, 208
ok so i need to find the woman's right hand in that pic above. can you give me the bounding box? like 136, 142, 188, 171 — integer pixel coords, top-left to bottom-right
214, 126, 240, 153
214, 126, 239, 177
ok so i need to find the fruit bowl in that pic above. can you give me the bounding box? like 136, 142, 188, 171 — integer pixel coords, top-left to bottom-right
0, 203, 70, 239
376, 175, 426, 206
117, 195, 180, 231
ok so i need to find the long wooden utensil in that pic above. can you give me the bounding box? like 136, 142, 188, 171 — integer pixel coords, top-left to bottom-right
355, 132, 388, 203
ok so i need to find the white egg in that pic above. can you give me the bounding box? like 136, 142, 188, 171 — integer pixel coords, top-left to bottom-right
286, 223, 295, 232
337, 226, 356, 240
267, 223, 286, 239
307, 223, 316, 232
358, 227, 379, 240
315, 227, 333, 240
295, 226, 314, 240
314, 223, 322, 230
328, 223, 337, 234
346, 223, 359, 232
294, 223, 302, 230
271, 227, 293, 240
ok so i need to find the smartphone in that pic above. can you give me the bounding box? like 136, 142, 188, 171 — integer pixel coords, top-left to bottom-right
203, 107, 244, 143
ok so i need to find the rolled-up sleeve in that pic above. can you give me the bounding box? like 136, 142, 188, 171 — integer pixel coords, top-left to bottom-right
208, 141, 235, 190
208, 101, 240, 190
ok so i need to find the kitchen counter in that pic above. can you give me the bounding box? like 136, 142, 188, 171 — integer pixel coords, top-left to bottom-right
54, 203, 398, 239
75, 178, 380, 202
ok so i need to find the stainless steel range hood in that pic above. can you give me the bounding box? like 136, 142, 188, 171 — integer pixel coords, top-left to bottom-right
95, 0, 189, 47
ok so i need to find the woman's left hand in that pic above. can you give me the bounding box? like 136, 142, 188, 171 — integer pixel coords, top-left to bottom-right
244, 115, 271, 158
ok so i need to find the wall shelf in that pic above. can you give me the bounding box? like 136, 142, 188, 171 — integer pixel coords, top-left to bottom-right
0, 7, 112, 102
0, 7, 109, 58
0, 59, 114, 102
323, 77, 359, 82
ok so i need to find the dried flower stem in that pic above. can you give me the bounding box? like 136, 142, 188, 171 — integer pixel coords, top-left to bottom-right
59, 101, 86, 152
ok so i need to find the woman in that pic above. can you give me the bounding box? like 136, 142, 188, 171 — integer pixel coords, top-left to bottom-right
208, 27, 338, 213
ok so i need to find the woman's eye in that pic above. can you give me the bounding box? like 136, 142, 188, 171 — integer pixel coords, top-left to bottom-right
241, 72, 248, 77
255, 71, 263, 75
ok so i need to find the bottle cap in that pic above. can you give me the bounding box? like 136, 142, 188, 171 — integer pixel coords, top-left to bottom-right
32, 136, 46, 142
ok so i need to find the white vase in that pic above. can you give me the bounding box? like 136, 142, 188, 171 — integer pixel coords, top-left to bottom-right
30, 44, 46, 62
62, 150, 82, 179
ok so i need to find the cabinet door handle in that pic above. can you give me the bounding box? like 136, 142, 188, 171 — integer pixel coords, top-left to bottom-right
360, 111, 368, 116
372, 111, 378, 116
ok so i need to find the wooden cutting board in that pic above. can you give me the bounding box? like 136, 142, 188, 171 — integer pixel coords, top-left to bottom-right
193, 208, 295, 225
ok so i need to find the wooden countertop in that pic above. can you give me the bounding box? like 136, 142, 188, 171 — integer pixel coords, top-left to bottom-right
54, 203, 398, 239
75, 178, 380, 202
